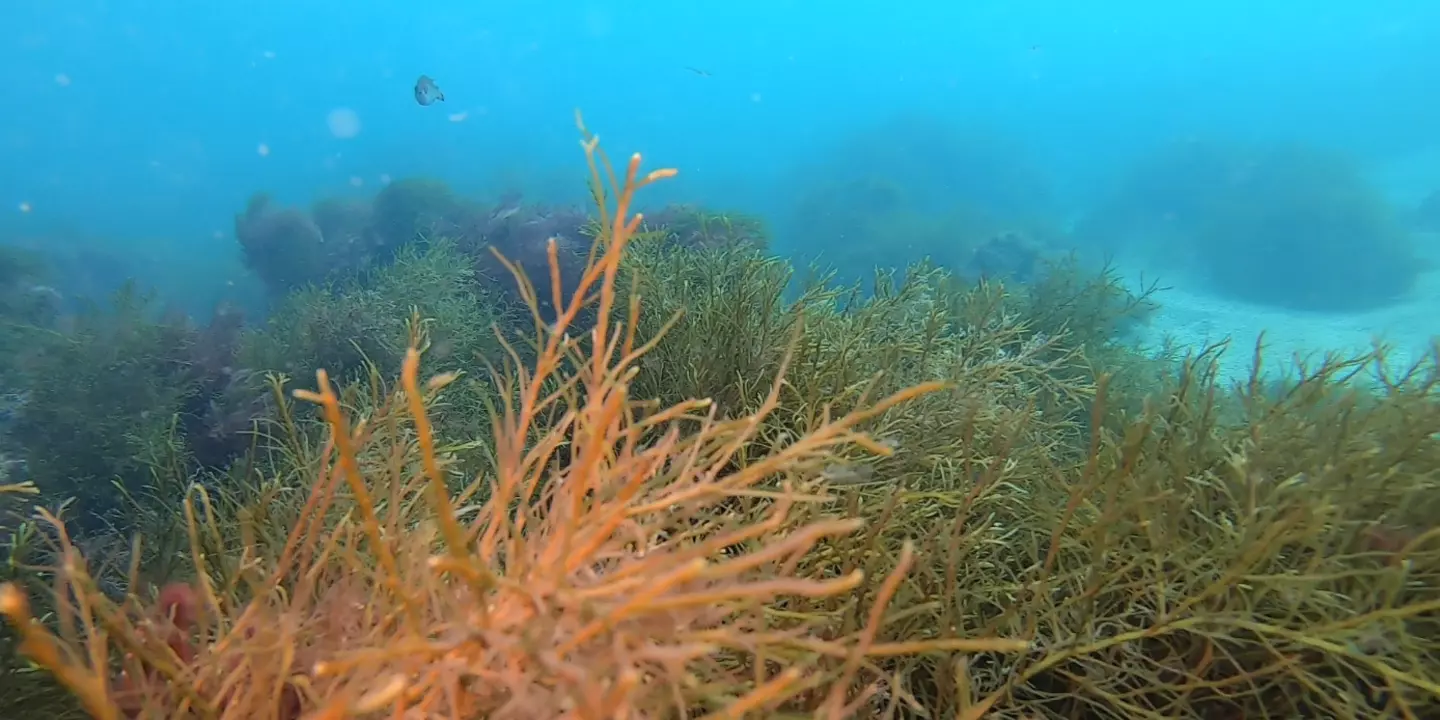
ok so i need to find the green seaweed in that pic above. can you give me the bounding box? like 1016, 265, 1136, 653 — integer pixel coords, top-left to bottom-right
9, 285, 201, 532
618, 239, 1440, 716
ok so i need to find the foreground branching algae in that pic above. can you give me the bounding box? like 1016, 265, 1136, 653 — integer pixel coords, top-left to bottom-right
0, 116, 1025, 718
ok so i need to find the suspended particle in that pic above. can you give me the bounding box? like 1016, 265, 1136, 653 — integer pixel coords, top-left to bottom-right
326, 107, 362, 139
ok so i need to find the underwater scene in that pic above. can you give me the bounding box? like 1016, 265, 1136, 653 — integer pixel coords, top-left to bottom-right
2, 0, 1439, 717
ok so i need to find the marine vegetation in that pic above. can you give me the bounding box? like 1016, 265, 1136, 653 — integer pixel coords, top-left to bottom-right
618, 239, 1440, 716
0, 246, 61, 384
2, 121, 1438, 720
0, 117, 1009, 718
806, 115, 1055, 220
235, 194, 339, 295
1078, 139, 1420, 312
781, 114, 1063, 288
1412, 189, 1440, 232
236, 178, 472, 298
2, 232, 146, 317
239, 238, 516, 471
1192, 146, 1420, 311
786, 174, 1056, 291
240, 239, 507, 388
234, 164, 767, 331
451, 198, 592, 323
641, 204, 770, 252
6, 286, 262, 534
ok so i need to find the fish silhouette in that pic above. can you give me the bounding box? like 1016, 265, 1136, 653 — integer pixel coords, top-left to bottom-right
414, 75, 445, 106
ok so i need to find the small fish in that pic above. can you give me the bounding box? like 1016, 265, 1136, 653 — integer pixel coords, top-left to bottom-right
684, 66, 711, 77
414, 75, 445, 106
490, 191, 523, 222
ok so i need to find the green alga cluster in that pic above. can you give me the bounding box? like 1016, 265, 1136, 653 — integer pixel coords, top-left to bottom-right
615, 238, 1439, 717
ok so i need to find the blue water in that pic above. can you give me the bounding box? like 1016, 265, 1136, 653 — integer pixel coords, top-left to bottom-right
2, 0, 1438, 322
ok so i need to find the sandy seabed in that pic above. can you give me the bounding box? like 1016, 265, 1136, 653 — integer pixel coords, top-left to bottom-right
1123, 233, 1440, 386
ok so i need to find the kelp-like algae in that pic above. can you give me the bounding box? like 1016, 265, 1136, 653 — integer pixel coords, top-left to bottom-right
0, 117, 1026, 718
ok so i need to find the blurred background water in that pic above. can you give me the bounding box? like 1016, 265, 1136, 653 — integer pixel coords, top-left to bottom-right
2, 0, 1438, 378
